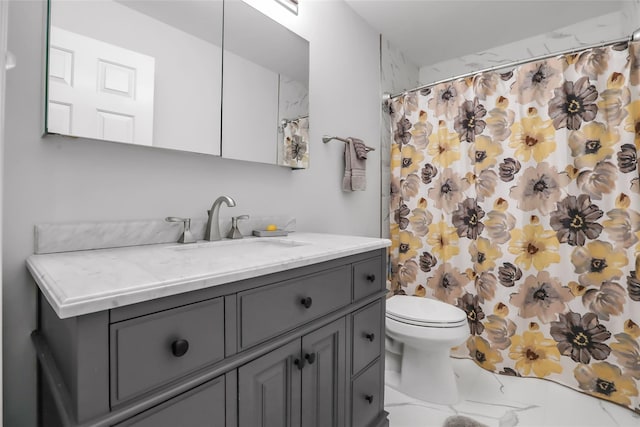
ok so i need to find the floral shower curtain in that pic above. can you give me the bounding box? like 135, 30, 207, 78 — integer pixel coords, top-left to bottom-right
389, 40, 640, 413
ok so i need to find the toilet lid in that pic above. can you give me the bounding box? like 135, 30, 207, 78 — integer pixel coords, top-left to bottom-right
386, 295, 468, 327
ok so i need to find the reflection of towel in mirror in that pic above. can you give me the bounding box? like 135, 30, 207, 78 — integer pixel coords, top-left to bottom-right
342, 137, 366, 191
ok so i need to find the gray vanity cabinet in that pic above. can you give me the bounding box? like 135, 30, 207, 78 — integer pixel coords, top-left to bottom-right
34, 249, 389, 427
238, 318, 346, 427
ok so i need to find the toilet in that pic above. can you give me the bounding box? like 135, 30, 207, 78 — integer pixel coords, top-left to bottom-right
385, 295, 470, 404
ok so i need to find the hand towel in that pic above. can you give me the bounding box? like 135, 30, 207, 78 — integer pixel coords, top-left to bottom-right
342, 137, 367, 191
351, 139, 369, 160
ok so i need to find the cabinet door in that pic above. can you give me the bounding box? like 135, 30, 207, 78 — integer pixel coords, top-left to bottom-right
301, 318, 346, 427
113, 375, 225, 427
238, 340, 302, 427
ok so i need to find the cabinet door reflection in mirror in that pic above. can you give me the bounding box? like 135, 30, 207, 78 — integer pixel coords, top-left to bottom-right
46, 0, 223, 155
222, 0, 309, 168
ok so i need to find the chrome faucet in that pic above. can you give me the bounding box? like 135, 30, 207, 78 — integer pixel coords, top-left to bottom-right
204, 196, 236, 241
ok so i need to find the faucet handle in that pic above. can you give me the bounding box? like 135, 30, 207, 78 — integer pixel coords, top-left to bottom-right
227, 215, 249, 239
165, 217, 197, 244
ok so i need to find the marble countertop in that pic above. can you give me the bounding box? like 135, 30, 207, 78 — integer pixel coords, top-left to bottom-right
27, 232, 391, 319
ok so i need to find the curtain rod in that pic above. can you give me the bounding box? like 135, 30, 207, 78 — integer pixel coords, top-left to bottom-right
385, 28, 640, 101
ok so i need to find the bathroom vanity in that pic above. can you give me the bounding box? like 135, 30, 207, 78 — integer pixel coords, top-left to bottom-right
28, 233, 390, 427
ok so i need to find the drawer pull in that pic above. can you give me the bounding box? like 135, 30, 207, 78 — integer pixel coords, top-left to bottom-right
364, 332, 375, 342
171, 339, 189, 357
300, 297, 313, 309
304, 352, 316, 364
366, 274, 376, 282
365, 394, 374, 404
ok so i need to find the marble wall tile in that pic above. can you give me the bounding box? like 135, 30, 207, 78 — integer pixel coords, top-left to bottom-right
419, 11, 631, 84
380, 37, 419, 239
621, 0, 640, 37
35, 215, 297, 254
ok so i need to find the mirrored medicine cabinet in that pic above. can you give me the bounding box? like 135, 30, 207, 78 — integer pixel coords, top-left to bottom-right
45, 0, 309, 167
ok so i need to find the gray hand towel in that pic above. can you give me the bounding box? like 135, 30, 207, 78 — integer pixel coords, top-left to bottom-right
342, 137, 366, 191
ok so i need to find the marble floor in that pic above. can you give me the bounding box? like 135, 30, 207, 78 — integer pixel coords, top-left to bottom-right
384, 358, 640, 427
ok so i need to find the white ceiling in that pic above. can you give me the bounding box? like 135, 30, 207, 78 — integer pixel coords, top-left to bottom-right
344, 0, 625, 67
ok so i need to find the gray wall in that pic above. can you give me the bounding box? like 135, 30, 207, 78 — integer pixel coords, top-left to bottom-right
3, 0, 381, 425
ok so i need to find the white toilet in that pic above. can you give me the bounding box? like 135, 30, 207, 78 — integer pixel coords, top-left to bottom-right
385, 295, 470, 404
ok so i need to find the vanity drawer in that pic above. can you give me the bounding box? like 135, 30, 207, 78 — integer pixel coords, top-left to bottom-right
351, 359, 382, 427
353, 257, 383, 301
238, 265, 351, 350
352, 300, 382, 375
110, 297, 225, 405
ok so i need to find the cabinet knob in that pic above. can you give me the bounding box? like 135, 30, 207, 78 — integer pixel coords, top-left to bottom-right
171, 339, 189, 357
304, 353, 316, 364
366, 274, 376, 282
364, 332, 375, 342
300, 297, 313, 309
365, 394, 374, 404
294, 357, 305, 370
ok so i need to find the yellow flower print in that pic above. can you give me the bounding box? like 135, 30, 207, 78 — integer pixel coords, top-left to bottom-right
467, 336, 503, 371
391, 143, 402, 170
624, 99, 640, 150
509, 331, 562, 377
469, 135, 503, 172
427, 122, 462, 167
398, 230, 423, 263
509, 114, 556, 162
508, 224, 561, 271
568, 122, 619, 169
571, 240, 628, 287
427, 221, 459, 261
469, 237, 501, 272
574, 362, 639, 406
400, 144, 424, 176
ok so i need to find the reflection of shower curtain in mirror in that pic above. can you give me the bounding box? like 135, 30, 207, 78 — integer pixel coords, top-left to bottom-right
389, 40, 640, 413
280, 116, 309, 168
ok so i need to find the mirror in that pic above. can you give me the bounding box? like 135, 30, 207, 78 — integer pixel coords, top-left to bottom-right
222, 0, 309, 167
45, 0, 310, 167
46, 0, 223, 155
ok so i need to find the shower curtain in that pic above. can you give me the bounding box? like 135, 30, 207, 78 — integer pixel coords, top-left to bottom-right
389, 40, 640, 413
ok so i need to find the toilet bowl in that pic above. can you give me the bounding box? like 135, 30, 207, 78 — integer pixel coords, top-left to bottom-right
385, 295, 469, 404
